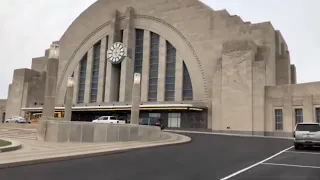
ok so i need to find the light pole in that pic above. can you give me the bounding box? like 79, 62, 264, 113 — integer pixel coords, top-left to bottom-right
64, 77, 74, 121
130, 73, 141, 124
42, 43, 60, 120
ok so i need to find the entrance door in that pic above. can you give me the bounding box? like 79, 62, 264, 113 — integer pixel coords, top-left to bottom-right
168, 113, 181, 128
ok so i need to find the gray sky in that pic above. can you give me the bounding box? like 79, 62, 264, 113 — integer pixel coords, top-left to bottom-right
0, 0, 319, 99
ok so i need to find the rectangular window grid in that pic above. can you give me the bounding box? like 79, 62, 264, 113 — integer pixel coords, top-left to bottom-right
90, 41, 101, 103
77, 54, 87, 103
164, 41, 176, 101
182, 62, 193, 100
316, 108, 320, 123
134, 29, 144, 74
295, 108, 303, 124
274, 109, 283, 130
148, 32, 159, 101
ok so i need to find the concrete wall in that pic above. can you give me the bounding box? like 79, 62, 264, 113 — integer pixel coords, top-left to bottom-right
41, 120, 162, 143
6, 69, 46, 118
290, 64, 297, 84
31, 56, 48, 72
265, 82, 320, 136
0, 99, 6, 122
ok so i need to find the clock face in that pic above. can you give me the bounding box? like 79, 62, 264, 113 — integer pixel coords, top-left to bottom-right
107, 42, 126, 64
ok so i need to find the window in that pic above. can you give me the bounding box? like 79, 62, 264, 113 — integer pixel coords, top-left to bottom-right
182, 62, 193, 100
274, 109, 283, 130
90, 41, 101, 103
148, 32, 160, 101
316, 108, 320, 123
165, 41, 176, 101
296, 124, 320, 131
168, 113, 181, 128
295, 108, 303, 124
110, 116, 117, 120
134, 29, 144, 74
120, 30, 124, 43
77, 54, 87, 103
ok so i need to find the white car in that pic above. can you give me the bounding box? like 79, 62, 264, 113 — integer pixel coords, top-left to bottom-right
92, 116, 126, 124
293, 122, 320, 150
5, 116, 27, 123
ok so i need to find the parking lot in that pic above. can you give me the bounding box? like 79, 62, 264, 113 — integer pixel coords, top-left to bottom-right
227, 146, 320, 180
0, 132, 319, 180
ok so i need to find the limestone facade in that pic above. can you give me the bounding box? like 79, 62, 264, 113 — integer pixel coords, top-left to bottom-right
4, 0, 319, 136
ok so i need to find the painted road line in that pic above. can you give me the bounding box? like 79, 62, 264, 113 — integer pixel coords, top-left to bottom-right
262, 162, 320, 169
285, 151, 320, 155
220, 146, 293, 180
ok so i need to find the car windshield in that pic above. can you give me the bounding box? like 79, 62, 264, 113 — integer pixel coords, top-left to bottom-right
296, 124, 320, 132
97, 117, 105, 120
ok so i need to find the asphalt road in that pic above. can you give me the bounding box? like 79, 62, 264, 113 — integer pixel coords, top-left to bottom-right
1, 133, 319, 180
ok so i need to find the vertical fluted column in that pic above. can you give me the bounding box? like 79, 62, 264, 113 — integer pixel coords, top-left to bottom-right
105, 10, 121, 102
84, 47, 93, 103
141, 30, 151, 102
157, 37, 166, 101
42, 58, 59, 119
131, 73, 141, 124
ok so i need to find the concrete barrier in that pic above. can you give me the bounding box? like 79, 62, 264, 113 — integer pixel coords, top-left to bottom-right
0, 123, 38, 129
38, 120, 162, 143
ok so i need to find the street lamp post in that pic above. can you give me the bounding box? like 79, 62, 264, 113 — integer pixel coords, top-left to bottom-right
64, 77, 74, 121
130, 73, 141, 124
42, 43, 60, 120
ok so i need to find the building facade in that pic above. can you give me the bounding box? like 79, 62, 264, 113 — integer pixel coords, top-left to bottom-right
4, 0, 320, 136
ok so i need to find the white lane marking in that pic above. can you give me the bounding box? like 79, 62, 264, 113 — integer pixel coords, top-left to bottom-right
262, 162, 320, 169
220, 146, 293, 180
285, 151, 320, 155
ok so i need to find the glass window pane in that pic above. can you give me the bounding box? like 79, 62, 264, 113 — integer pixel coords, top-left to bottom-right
165, 77, 174, 84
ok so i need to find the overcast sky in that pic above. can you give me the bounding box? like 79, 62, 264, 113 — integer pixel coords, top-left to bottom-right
0, 0, 319, 99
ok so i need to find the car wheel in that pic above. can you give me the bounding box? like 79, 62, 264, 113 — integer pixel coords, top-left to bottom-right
15, 120, 19, 123
294, 144, 302, 150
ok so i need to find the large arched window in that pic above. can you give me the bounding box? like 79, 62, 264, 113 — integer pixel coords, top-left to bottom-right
182, 62, 193, 100
164, 41, 176, 101
77, 53, 87, 103
148, 32, 160, 101
90, 41, 101, 103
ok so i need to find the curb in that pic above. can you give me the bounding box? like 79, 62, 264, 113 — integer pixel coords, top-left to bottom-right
0, 133, 191, 169
164, 130, 294, 140
0, 139, 22, 153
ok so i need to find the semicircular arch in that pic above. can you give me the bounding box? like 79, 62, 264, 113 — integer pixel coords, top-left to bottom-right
56, 22, 112, 104
134, 15, 208, 101
56, 15, 208, 104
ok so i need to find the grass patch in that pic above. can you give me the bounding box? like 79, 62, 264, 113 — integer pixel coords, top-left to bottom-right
0, 139, 11, 147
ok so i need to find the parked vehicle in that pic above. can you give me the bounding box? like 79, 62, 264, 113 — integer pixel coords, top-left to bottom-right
92, 116, 126, 124
139, 117, 165, 130
27, 112, 63, 124
293, 122, 320, 150
4, 116, 28, 123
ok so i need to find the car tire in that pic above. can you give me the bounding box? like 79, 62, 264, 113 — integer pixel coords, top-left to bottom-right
15, 120, 19, 123
294, 144, 302, 150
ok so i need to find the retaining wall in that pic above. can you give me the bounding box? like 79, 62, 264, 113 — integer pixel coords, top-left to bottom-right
38, 120, 162, 143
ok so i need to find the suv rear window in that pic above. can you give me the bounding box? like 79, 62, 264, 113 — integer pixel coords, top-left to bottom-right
296, 124, 320, 132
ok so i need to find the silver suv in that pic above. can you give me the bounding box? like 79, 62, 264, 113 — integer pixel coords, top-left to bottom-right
293, 123, 320, 150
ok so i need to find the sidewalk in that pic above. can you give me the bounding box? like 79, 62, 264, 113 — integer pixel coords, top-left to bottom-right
0, 132, 191, 168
